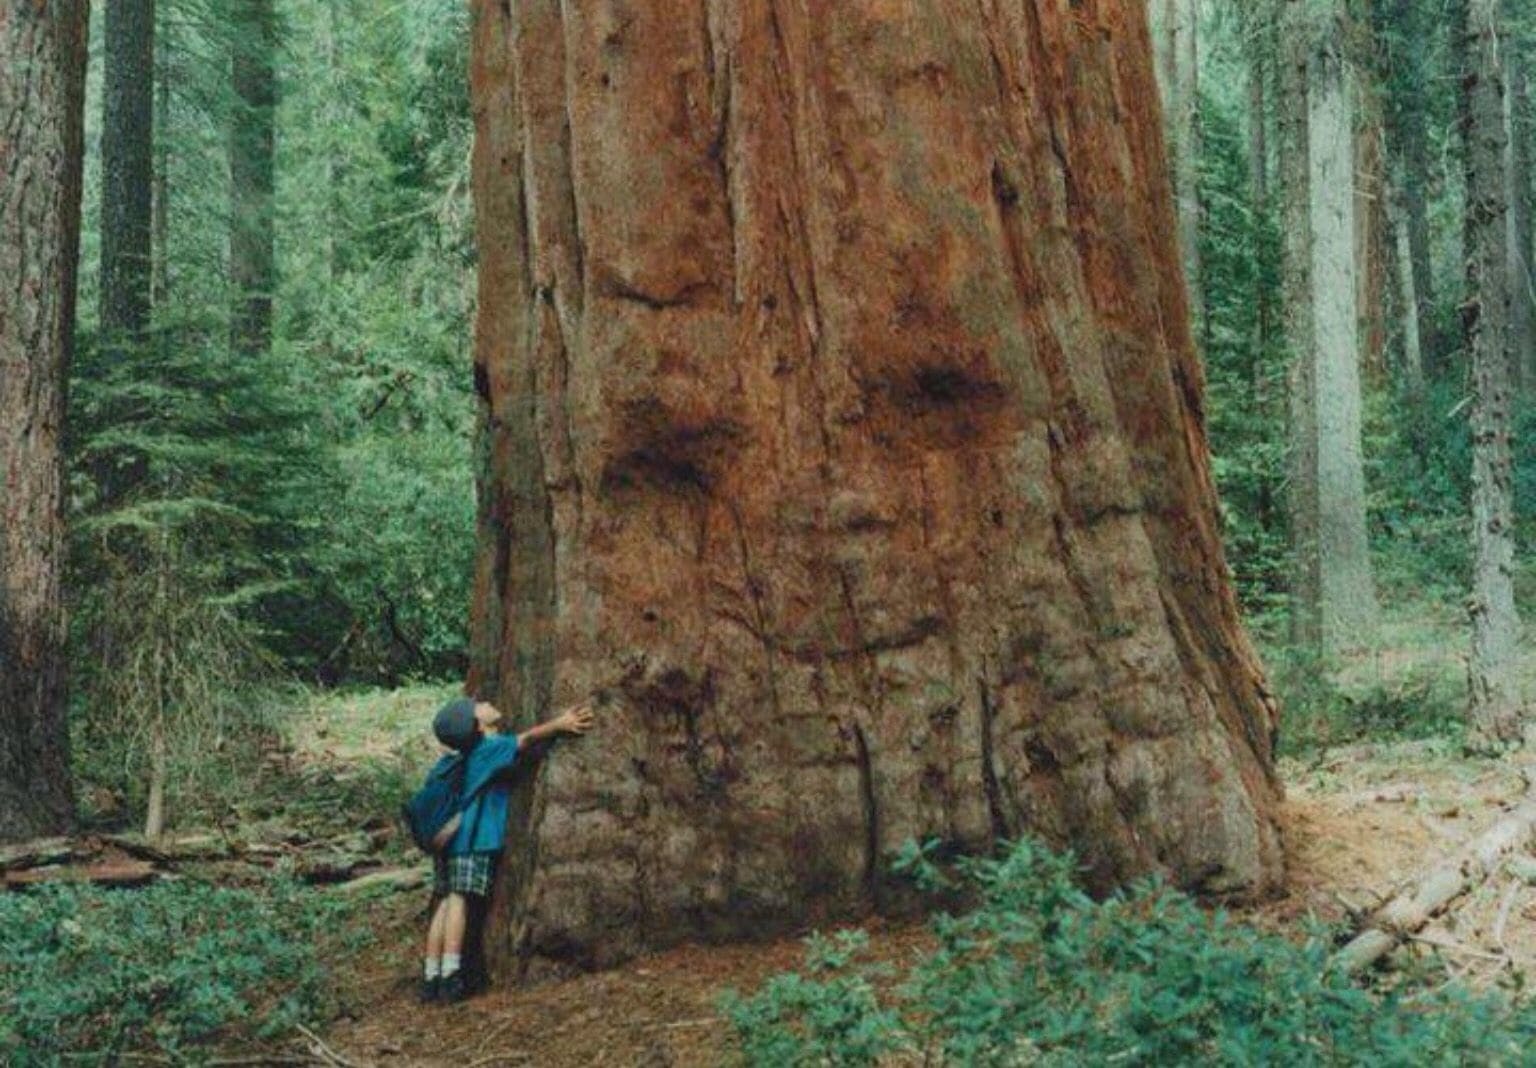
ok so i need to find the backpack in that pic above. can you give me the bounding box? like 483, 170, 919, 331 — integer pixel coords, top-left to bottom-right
401, 751, 491, 855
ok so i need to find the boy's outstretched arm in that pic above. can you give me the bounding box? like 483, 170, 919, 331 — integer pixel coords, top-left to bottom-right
516, 702, 595, 748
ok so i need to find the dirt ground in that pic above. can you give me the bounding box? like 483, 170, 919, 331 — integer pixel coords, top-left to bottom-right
323, 918, 933, 1068
1271, 742, 1536, 975
308, 740, 1536, 1068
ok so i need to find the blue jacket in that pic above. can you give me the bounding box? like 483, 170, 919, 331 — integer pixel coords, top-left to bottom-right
432, 733, 520, 855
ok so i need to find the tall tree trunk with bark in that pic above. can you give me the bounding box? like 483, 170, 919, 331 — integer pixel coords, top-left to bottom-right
1280, 0, 1318, 650
1463, 0, 1524, 745
1356, 88, 1391, 380
153, 29, 170, 306
1508, 64, 1535, 390
1383, 0, 1443, 374
1151, 0, 1203, 338
1282, 0, 1379, 656
468, 0, 1283, 981
1390, 179, 1427, 399
229, 0, 275, 359
1247, 6, 1274, 384
100, 0, 154, 362
0, 0, 88, 843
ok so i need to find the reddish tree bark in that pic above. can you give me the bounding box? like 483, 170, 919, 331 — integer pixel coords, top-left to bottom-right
469, 0, 1284, 980
0, 0, 88, 841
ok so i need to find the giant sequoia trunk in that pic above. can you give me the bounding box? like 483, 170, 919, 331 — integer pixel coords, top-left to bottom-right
0, 1, 88, 842
468, 0, 1284, 980
1462, 0, 1523, 744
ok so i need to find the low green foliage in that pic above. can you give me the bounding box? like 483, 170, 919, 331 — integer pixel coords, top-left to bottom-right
0, 878, 362, 1066
724, 838, 1536, 1066
1270, 648, 1466, 756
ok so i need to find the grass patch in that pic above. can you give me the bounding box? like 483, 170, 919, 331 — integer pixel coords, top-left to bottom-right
288, 683, 456, 765
1264, 607, 1472, 758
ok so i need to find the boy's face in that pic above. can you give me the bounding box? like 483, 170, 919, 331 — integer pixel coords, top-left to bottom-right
473, 701, 504, 734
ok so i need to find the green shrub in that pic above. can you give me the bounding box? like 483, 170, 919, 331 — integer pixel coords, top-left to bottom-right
724, 838, 1536, 1066
1269, 646, 1465, 757
0, 878, 361, 1065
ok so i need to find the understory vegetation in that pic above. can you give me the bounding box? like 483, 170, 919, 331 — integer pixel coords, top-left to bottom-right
725, 839, 1536, 1067
0, 879, 363, 1066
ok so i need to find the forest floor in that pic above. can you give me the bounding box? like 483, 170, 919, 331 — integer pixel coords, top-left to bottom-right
292, 666, 1536, 1066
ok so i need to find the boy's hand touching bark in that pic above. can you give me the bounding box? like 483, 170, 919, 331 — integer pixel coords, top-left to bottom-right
555, 702, 595, 736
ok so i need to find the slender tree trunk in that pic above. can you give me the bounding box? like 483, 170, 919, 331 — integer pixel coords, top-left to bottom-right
1508, 64, 1535, 390
1280, 0, 1319, 650
1356, 90, 1391, 380
229, 0, 276, 359
1463, 0, 1524, 745
1308, 7, 1379, 653
143, 714, 167, 840
101, 0, 155, 361
153, 29, 170, 307
1282, 0, 1379, 655
143, 538, 169, 841
1390, 181, 1427, 399
1384, 0, 1442, 374
0, 1, 88, 843
1247, 7, 1279, 535
322, 0, 339, 288
469, 0, 1283, 981
1248, 15, 1272, 385
1151, 0, 1204, 337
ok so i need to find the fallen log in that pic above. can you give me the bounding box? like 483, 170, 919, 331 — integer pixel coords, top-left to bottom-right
4, 860, 160, 889
1333, 773, 1536, 974
0, 837, 78, 872
332, 867, 427, 896
299, 856, 380, 885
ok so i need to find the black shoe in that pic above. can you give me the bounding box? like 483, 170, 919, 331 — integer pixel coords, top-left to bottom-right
418, 976, 441, 1004
440, 970, 468, 1004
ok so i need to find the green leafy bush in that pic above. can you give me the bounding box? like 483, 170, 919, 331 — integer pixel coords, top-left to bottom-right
0, 878, 360, 1065
1270, 648, 1465, 757
724, 838, 1536, 1066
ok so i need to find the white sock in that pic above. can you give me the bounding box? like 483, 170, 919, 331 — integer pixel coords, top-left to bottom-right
442, 953, 462, 977
424, 957, 442, 980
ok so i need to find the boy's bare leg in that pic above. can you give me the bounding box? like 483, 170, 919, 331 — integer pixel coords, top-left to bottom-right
425, 895, 450, 960
442, 893, 469, 963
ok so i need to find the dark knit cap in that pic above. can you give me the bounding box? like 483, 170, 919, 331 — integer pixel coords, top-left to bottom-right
433, 697, 479, 751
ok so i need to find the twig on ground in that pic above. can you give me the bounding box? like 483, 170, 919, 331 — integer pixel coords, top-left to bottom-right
1332, 891, 1366, 919
464, 1053, 532, 1068
295, 1023, 365, 1068
1493, 880, 1521, 953
473, 1017, 519, 1055
1407, 932, 1506, 962
643, 1016, 720, 1031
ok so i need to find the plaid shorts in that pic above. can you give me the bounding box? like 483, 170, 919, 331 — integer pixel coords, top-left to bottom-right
433, 850, 500, 898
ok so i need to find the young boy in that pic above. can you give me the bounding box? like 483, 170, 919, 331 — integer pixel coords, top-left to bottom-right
420, 695, 594, 1003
